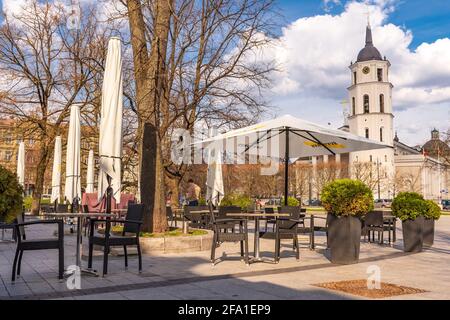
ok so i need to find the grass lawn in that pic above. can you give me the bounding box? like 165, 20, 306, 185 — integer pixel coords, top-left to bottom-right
105, 226, 208, 238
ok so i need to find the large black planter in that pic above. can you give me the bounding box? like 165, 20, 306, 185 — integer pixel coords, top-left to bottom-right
402, 216, 423, 252
423, 218, 435, 247
327, 215, 362, 264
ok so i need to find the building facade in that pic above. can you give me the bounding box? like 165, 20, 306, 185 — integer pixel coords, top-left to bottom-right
302, 24, 449, 202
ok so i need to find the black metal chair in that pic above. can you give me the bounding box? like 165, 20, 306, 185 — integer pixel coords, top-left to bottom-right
11, 217, 64, 281
166, 206, 175, 227
209, 202, 249, 266
383, 211, 397, 243
307, 213, 333, 250
88, 204, 144, 276
183, 205, 210, 229
264, 207, 276, 232
363, 211, 385, 244
261, 208, 303, 263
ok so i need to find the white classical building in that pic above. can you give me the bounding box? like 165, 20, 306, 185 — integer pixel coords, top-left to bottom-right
303, 23, 449, 201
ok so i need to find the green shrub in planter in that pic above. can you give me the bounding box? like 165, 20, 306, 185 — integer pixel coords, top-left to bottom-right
391, 192, 428, 252
321, 179, 374, 217
220, 193, 252, 210
391, 192, 426, 221
423, 200, 441, 247
320, 179, 373, 264
280, 196, 300, 207
424, 200, 441, 220
0, 165, 24, 223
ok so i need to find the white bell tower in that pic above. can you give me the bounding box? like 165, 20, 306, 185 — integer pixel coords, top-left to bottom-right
348, 23, 395, 199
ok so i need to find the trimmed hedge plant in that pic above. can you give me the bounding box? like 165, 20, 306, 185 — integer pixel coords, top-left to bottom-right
0, 165, 24, 223
391, 192, 427, 221
321, 179, 373, 217
424, 199, 441, 220
280, 196, 300, 207
220, 193, 253, 210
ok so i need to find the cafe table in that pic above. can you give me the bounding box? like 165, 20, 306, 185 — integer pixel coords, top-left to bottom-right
43, 212, 114, 277
226, 212, 290, 263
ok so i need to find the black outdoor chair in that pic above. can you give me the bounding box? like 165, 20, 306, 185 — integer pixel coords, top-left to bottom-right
88, 204, 144, 276
261, 209, 303, 263
363, 211, 385, 244
166, 206, 175, 227
383, 211, 397, 243
209, 202, 249, 266
264, 207, 276, 232
308, 213, 333, 249
11, 216, 64, 281
183, 205, 210, 229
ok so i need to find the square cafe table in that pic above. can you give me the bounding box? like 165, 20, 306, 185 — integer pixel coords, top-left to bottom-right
43, 212, 115, 277
226, 212, 290, 263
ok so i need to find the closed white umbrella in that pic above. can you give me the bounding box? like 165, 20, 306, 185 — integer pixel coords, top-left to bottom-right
65, 104, 82, 204
51, 136, 62, 203
98, 37, 123, 203
86, 149, 95, 193
206, 128, 224, 206
195, 114, 392, 205
17, 141, 25, 187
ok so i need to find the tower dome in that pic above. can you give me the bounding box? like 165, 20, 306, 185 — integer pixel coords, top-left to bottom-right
357, 25, 383, 62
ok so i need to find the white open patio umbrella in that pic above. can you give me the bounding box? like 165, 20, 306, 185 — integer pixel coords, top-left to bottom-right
51, 136, 62, 204
17, 141, 25, 187
206, 128, 224, 206
195, 114, 392, 205
65, 104, 82, 204
86, 149, 95, 193
98, 37, 123, 204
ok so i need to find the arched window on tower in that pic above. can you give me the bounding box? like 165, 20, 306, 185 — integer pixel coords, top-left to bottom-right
380, 127, 384, 142
363, 95, 370, 113
380, 94, 385, 113
365, 128, 369, 139
352, 97, 356, 115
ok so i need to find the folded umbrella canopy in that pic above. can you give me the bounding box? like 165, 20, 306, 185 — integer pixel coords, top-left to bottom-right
194, 115, 392, 205
86, 149, 95, 193
65, 104, 82, 204
16, 141, 25, 187
206, 128, 224, 206
51, 136, 62, 204
98, 37, 123, 204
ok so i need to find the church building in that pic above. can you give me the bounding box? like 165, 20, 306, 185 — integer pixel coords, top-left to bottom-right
305, 23, 449, 201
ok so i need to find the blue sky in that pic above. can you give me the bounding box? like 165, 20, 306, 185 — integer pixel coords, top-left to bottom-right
277, 0, 450, 49
1, 0, 449, 145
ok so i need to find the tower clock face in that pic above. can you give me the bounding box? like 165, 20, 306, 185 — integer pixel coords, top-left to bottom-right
362, 66, 370, 74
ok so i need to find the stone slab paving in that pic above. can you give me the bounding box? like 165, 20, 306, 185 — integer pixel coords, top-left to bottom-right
0, 216, 449, 300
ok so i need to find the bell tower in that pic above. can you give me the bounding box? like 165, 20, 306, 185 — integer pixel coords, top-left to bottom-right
348, 23, 395, 199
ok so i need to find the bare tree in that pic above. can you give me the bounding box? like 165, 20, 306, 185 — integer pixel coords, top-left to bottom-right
0, 1, 106, 214
125, 0, 277, 232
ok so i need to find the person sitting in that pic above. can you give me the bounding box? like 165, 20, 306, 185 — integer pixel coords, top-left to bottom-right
186, 179, 201, 206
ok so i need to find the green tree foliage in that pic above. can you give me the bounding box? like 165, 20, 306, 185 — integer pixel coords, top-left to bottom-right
0, 165, 24, 223
280, 196, 300, 207
321, 179, 373, 217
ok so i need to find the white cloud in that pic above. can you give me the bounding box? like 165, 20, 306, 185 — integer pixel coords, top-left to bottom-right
260, 0, 450, 145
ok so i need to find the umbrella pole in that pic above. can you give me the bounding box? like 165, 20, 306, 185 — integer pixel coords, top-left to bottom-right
284, 128, 290, 206
106, 175, 113, 214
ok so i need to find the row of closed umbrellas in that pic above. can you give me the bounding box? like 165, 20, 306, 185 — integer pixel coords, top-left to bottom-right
16, 37, 124, 206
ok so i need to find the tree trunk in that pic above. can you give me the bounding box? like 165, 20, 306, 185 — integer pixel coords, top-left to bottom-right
127, 0, 172, 233
31, 142, 50, 215
141, 123, 167, 231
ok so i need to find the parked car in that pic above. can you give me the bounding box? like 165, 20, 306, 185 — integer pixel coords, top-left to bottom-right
308, 199, 322, 206
374, 199, 392, 208
442, 200, 450, 211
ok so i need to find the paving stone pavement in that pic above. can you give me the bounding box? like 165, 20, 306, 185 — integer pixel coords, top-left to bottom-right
1, 216, 449, 300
